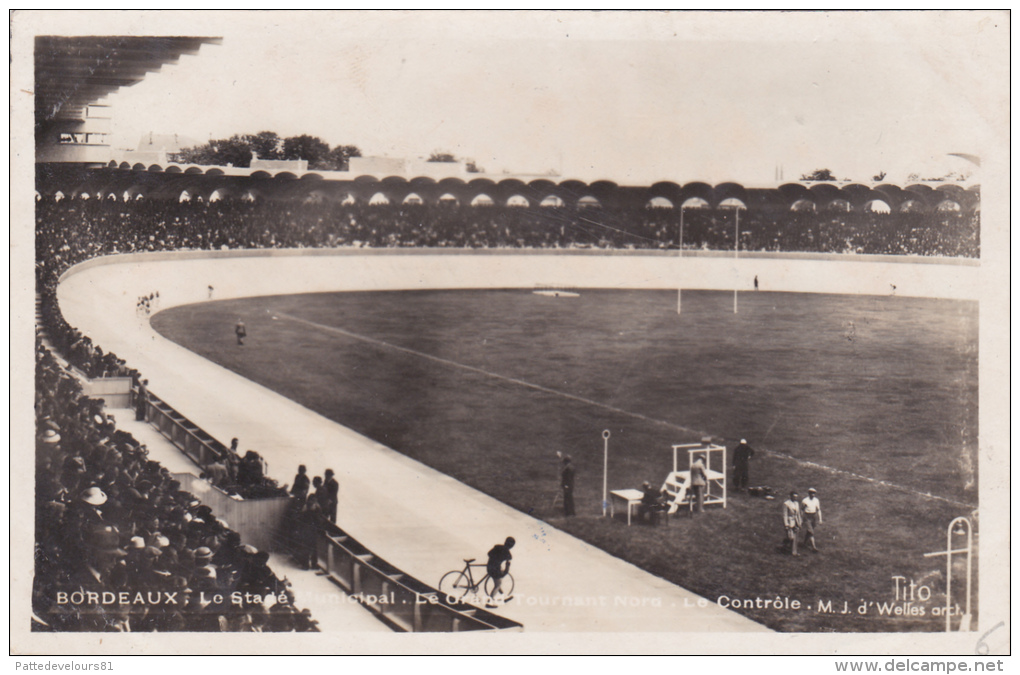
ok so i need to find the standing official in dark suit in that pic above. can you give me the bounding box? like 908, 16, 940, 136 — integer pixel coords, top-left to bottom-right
324, 469, 339, 523
134, 379, 148, 421
732, 438, 755, 491
560, 455, 576, 516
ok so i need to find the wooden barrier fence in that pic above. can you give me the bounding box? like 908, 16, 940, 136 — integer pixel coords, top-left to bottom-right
315, 522, 523, 633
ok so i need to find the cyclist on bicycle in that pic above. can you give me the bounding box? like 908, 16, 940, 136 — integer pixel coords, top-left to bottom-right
486, 536, 515, 602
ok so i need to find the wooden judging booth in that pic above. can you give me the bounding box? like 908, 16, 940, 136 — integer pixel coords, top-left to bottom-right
660, 439, 728, 511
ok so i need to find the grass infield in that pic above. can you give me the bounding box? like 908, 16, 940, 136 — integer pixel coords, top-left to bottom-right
152, 289, 978, 632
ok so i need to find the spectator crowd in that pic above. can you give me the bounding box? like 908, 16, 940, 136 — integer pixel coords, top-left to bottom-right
33, 343, 317, 632
36, 197, 979, 287
199, 441, 289, 502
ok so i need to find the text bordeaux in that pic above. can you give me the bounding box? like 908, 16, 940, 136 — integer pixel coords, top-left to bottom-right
56, 590, 288, 607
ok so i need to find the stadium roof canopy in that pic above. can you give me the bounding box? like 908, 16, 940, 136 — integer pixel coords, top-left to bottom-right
35, 36, 221, 124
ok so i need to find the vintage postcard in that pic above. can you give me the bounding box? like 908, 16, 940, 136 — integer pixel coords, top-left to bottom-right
10, 10, 1011, 657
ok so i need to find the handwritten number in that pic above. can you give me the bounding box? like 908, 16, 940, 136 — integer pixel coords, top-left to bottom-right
975, 620, 1004, 655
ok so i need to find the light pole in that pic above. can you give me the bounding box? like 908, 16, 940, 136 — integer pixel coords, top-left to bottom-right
677, 205, 684, 314
923, 517, 974, 632
602, 429, 611, 517
733, 206, 741, 314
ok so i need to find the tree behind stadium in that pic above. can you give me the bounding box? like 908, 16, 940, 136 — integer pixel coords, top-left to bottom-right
171, 132, 361, 170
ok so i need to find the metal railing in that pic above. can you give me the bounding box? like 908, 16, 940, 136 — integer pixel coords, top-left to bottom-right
137, 387, 229, 470
315, 522, 523, 633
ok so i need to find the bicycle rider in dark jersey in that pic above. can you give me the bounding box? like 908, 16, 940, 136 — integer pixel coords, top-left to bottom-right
487, 536, 515, 600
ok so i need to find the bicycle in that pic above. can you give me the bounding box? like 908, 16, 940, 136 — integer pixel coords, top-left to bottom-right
439, 558, 515, 605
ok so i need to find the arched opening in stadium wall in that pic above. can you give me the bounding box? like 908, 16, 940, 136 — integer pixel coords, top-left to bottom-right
718, 197, 746, 210
681, 197, 710, 210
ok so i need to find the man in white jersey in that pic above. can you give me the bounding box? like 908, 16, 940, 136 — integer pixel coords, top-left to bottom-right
801, 488, 823, 553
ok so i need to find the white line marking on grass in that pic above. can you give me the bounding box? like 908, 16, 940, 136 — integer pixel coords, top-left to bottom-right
762, 413, 783, 441
275, 311, 702, 431
276, 311, 976, 510
762, 449, 974, 509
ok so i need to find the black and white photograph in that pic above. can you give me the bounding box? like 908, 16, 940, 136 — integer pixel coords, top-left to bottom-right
11, 10, 1011, 658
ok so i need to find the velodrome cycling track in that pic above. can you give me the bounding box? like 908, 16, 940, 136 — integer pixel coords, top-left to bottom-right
55, 249, 980, 635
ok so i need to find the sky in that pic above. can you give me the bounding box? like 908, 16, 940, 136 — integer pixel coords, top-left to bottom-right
40, 10, 1007, 186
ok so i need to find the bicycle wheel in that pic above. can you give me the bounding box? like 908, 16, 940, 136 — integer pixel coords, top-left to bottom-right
439, 570, 472, 601
484, 572, 515, 600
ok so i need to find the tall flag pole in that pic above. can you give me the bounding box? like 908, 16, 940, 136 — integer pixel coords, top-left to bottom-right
677, 206, 684, 314
602, 430, 611, 517
733, 207, 739, 314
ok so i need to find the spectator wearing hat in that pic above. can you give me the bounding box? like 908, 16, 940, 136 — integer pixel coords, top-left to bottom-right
237, 550, 276, 595
224, 453, 241, 487
139, 545, 167, 586
237, 451, 265, 487
60, 455, 87, 494
125, 536, 148, 572
782, 491, 803, 556
310, 475, 326, 509
78, 523, 127, 587
690, 457, 708, 513
732, 439, 755, 492
295, 498, 324, 570
204, 457, 229, 488
801, 488, 823, 552
637, 481, 664, 525
68, 487, 108, 538
560, 455, 575, 516
194, 546, 215, 569
134, 379, 148, 421
64, 531, 128, 631
191, 564, 219, 594
290, 464, 310, 501
323, 469, 339, 523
